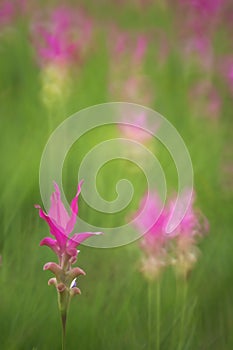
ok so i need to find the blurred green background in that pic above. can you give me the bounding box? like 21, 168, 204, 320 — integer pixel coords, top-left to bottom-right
0, 0, 232, 349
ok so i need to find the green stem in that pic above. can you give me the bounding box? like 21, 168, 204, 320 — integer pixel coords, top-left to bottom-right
148, 281, 152, 350
61, 312, 67, 350
177, 279, 188, 350
156, 280, 161, 350
58, 290, 70, 350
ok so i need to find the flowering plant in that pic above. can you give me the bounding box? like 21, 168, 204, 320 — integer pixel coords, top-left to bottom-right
36, 180, 101, 349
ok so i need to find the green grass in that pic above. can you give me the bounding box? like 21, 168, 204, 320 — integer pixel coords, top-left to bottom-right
0, 2, 232, 349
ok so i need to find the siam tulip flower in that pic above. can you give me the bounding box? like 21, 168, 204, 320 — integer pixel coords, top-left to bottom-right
32, 6, 93, 68
36, 180, 101, 290
179, 0, 223, 17
0, 1, 14, 28
189, 81, 222, 120
174, 0, 224, 74
119, 111, 156, 144
133, 191, 168, 280
112, 30, 148, 70
167, 189, 209, 278
35, 180, 101, 348
108, 27, 153, 106
108, 28, 154, 154
133, 188, 209, 280
0, 0, 34, 30
31, 6, 93, 107
219, 57, 233, 96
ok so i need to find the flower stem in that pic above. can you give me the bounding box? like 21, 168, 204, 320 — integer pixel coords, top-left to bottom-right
156, 280, 161, 350
148, 281, 152, 350
58, 290, 70, 350
177, 279, 188, 350
61, 312, 67, 350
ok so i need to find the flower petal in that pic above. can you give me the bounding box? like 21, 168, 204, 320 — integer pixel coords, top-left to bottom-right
40, 237, 60, 256
65, 180, 83, 234
68, 232, 102, 250
36, 205, 67, 249
49, 182, 70, 231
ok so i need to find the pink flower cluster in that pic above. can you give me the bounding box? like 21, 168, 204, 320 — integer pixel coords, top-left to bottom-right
108, 28, 155, 144
108, 27, 153, 106
36, 181, 101, 295
32, 6, 93, 68
0, 1, 14, 27
133, 188, 209, 280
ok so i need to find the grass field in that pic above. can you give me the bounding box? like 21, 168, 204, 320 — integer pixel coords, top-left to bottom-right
0, 1, 232, 349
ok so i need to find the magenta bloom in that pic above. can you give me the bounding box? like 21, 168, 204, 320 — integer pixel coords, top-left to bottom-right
183, 0, 223, 16
36, 181, 100, 265
0, 1, 14, 27
167, 189, 209, 239
134, 191, 167, 254
119, 111, 157, 143
110, 28, 148, 70
133, 191, 168, 279
32, 6, 93, 67
133, 188, 209, 279
220, 58, 233, 95
36, 181, 102, 345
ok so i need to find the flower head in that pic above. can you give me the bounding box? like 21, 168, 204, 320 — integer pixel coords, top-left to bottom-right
133, 188, 209, 280
133, 191, 168, 279
118, 111, 157, 144
32, 6, 93, 68
35, 181, 101, 294
36, 180, 102, 346
166, 188, 209, 277
0, 1, 14, 28
36, 181, 100, 264
108, 28, 153, 106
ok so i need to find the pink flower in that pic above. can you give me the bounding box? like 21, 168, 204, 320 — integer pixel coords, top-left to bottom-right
36, 181, 101, 266
118, 111, 158, 143
183, 0, 223, 16
189, 81, 222, 120
0, 1, 14, 27
133, 188, 209, 279
32, 6, 93, 67
36, 181, 102, 340
109, 28, 149, 78
108, 27, 153, 105
133, 191, 168, 279
167, 189, 209, 277
219, 58, 233, 95
167, 190, 197, 237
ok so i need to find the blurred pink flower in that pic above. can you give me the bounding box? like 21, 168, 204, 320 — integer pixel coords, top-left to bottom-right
167, 189, 209, 277
133, 191, 168, 279
108, 27, 153, 105
175, 0, 225, 73
133, 188, 209, 279
0, 0, 35, 28
134, 191, 167, 255
189, 81, 222, 120
112, 29, 148, 67
0, 1, 14, 27
32, 6, 93, 67
118, 111, 158, 143
219, 58, 233, 95
180, 0, 223, 17
36, 181, 101, 266
167, 189, 209, 238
